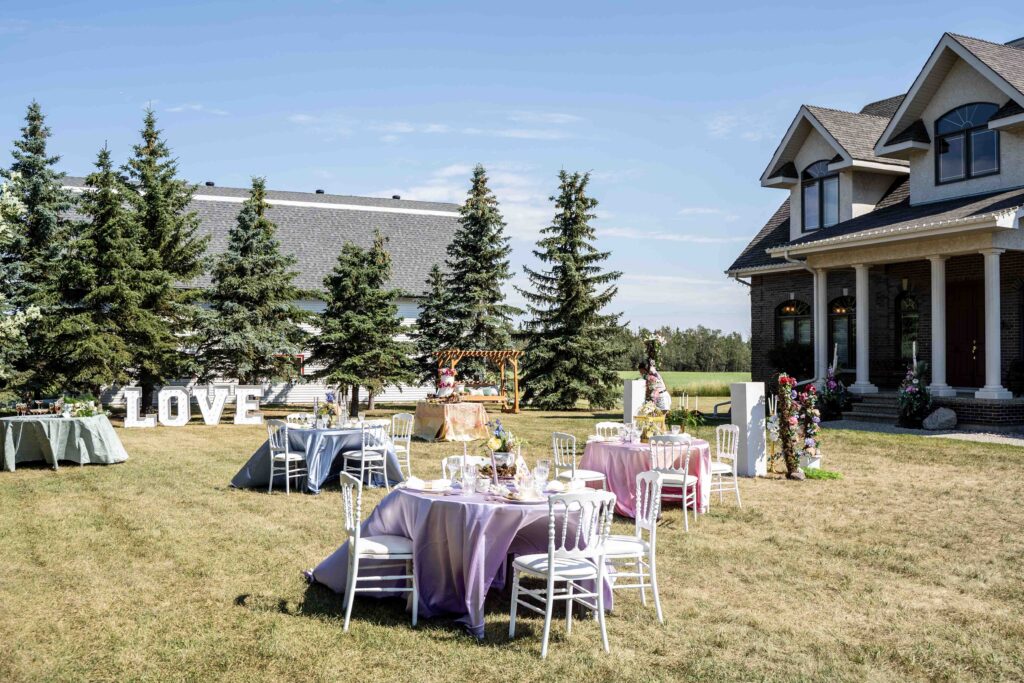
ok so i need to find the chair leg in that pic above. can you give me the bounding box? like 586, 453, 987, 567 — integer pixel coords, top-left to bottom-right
637, 556, 647, 606
540, 577, 555, 659
409, 560, 418, 627
566, 582, 574, 635
650, 551, 664, 624
284, 458, 290, 495
382, 460, 391, 493
344, 555, 359, 632
719, 473, 724, 503
268, 461, 274, 494
597, 567, 610, 653
509, 572, 520, 639
734, 472, 742, 507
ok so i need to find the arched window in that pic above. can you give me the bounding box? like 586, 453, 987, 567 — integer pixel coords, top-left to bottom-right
935, 102, 1000, 184
829, 296, 856, 369
776, 300, 811, 346
801, 160, 839, 231
896, 292, 919, 365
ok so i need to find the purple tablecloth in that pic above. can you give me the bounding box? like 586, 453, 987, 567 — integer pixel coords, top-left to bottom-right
311, 488, 613, 638
580, 439, 711, 517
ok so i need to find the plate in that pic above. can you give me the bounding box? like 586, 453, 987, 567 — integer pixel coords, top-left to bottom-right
501, 495, 547, 505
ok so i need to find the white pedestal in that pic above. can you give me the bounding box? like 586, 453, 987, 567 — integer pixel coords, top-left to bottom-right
623, 379, 645, 423
730, 382, 767, 477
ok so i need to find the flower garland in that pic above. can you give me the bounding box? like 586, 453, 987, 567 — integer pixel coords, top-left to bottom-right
776, 373, 803, 479
799, 385, 821, 458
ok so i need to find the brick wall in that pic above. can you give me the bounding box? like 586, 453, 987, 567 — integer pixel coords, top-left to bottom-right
933, 396, 1024, 427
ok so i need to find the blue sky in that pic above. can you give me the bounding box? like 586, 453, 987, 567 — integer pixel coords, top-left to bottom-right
1, 1, 1021, 334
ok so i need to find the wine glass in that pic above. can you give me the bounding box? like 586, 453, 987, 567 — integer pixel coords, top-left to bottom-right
447, 456, 464, 487
534, 458, 550, 484
462, 463, 478, 493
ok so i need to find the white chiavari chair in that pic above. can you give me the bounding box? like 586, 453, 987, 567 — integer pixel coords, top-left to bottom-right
390, 413, 414, 477
339, 472, 418, 632
594, 421, 624, 440
649, 435, 697, 531
552, 432, 607, 490
342, 424, 391, 491
605, 471, 665, 622
509, 489, 617, 658
267, 419, 307, 494
711, 424, 742, 507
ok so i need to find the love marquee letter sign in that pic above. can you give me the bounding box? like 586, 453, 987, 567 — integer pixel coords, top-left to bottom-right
123, 385, 264, 428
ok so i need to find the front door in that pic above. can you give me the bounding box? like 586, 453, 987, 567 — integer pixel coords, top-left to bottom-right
947, 280, 985, 387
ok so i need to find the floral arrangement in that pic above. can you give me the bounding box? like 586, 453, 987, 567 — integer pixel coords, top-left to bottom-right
818, 364, 850, 420
637, 400, 662, 417
665, 407, 705, 431
776, 373, 803, 479
897, 362, 931, 427
799, 385, 821, 458
316, 390, 342, 422
485, 419, 522, 453
66, 400, 105, 418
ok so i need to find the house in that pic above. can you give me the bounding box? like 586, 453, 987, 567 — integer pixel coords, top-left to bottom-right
63, 177, 463, 405
728, 33, 1024, 427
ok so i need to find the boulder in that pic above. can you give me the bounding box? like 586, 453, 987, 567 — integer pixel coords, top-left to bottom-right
922, 407, 957, 430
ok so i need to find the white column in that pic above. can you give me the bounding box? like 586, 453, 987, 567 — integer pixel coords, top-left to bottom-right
623, 379, 645, 423
976, 249, 1012, 399
849, 264, 878, 394
928, 256, 956, 397
813, 269, 828, 380
730, 382, 766, 477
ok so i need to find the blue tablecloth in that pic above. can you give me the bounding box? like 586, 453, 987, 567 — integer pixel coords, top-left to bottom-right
2, 415, 129, 471
229, 427, 404, 494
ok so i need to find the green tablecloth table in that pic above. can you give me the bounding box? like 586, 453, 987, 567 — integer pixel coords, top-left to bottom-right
1, 415, 129, 471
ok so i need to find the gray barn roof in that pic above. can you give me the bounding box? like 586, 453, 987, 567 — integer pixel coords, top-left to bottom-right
63, 177, 462, 296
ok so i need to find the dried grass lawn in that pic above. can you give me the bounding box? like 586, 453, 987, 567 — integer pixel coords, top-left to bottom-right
2, 407, 1023, 682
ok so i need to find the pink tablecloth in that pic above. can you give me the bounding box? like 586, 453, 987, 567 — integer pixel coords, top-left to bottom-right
579, 439, 711, 517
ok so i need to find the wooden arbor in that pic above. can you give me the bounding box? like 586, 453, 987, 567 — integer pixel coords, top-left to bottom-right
436, 349, 522, 413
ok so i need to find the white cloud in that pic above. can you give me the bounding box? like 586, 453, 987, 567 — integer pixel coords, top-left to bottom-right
507, 111, 582, 125
707, 114, 739, 138
678, 206, 739, 222
706, 112, 773, 142
379, 134, 400, 144
287, 113, 353, 139
599, 227, 747, 244
166, 103, 228, 116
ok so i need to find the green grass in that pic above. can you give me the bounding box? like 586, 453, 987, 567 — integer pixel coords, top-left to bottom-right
617, 370, 750, 398
802, 467, 843, 480
2, 409, 1024, 681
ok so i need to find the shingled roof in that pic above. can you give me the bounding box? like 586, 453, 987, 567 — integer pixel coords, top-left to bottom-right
63, 177, 462, 296
804, 105, 909, 167
949, 34, 1024, 96
726, 200, 792, 273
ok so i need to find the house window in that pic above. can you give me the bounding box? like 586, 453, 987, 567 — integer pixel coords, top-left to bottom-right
828, 296, 856, 369
896, 292, 919, 365
776, 300, 811, 346
801, 160, 839, 231
935, 103, 1000, 184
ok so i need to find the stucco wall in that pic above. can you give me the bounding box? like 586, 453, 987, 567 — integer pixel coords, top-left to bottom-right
789, 130, 840, 239
910, 58, 1024, 205
852, 171, 896, 218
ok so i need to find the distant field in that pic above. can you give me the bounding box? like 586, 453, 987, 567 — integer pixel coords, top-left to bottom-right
617, 370, 750, 397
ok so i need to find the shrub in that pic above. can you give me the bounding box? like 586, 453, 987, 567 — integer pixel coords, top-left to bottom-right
665, 407, 705, 431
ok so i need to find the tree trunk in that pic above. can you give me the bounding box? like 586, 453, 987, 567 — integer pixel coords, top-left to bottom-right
367, 392, 375, 410
141, 380, 156, 415
349, 384, 359, 417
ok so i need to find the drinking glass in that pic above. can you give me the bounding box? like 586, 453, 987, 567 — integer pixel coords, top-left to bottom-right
462, 463, 478, 493
357, 412, 367, 423
671, 424, 681, 435
447, 456, 464, 487
534, 459, 551, 484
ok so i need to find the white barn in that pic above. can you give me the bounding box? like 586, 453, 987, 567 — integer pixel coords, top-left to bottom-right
62, 177, 462, 406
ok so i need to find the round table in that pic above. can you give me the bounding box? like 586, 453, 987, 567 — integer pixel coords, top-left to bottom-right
1, 415, 129, 471
579, 438, 711, 517
311, 487, 612, 638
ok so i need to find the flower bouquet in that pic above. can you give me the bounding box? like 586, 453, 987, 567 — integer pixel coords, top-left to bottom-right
818, 365, 850, 420
798, 385, 822, 469
316, 390, 342, 427
897, 362, 931, 427
480, 419, 522, 480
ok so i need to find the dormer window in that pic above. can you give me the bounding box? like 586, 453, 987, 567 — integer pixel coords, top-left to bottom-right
801, 160, 839, 231
935, 102, 999, 184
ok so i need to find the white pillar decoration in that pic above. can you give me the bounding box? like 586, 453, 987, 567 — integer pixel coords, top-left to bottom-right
194, 384, 231, 426
234, 385, 265, 425
928, 256, 956, 397
813, 269, 828, 380
730, 382, 766, 477
123, 387, 156, 428
976, 249, 1012, 399
850, 264, 878, 394
623, 379, 645, 423
158, 386, 191, 427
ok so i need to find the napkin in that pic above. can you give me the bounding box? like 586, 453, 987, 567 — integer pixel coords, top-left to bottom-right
545, 480, 566, 493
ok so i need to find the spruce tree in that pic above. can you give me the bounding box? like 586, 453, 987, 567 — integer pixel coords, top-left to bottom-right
413, 264, 451, 385
0, 181, 39, 397
308, 232, 415, 415
443, 164, 520, 380
47, 147, 172, 397
517, 171, 625, 410
1, 101, 73, 306
199, 177, 308, 384
123, 110, 209, 404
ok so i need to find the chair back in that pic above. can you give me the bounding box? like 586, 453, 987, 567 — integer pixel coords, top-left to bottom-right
551, 432, 577, 473
362, 423, 387, 449
634, 471, 664, 542
267, 419, 288, 453
286, 413, 311, 424
546, 490, 617, 562
441, 455, 490, 479
338, 472, 363, 543
594, 421, 623, 439
716, 424, 739, 465
391, 413, 414, 440
649, 437, 692, 478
